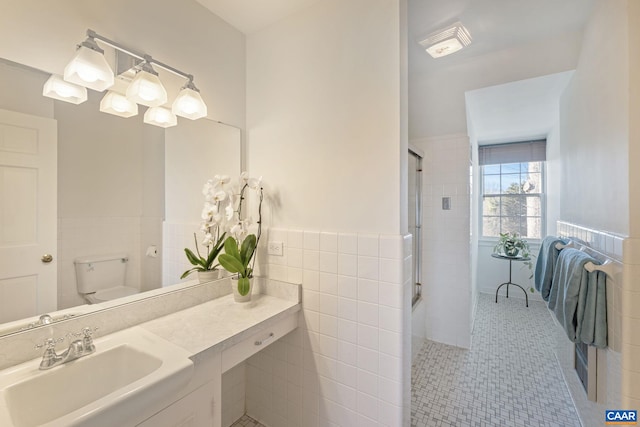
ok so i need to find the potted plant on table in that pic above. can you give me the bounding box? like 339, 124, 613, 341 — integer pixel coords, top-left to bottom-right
493, 231, 535, 291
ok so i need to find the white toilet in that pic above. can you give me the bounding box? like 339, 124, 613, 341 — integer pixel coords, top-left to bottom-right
74, 253, 139, 304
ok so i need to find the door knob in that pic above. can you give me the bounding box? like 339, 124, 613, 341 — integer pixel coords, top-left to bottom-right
41, 254, 53, 263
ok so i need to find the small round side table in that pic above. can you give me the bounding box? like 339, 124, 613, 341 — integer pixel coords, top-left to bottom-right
491, 253, 530, 307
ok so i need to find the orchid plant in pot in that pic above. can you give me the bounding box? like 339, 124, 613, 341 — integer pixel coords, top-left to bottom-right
214, 172, 263, 302
181, 175, 233, 282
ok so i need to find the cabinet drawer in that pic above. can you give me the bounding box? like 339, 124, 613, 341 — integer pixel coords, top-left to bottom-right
221, 313, 297, 372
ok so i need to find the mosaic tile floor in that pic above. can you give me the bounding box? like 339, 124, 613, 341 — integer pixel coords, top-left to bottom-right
411, 293, 581, 427
230, 414, 266, 427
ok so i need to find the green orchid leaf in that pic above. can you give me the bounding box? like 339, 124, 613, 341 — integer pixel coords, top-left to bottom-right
240, 234, 257, 264
205, 232, 227, 268
224, 236, 241, 259
184, 248, 206, 268
180, 267, 202, 279
237, 277, 251, 296
219, 253, 245, 274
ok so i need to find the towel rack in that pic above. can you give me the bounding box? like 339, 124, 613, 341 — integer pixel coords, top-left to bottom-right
585, 260, 615, 277
555, 239, 616, 277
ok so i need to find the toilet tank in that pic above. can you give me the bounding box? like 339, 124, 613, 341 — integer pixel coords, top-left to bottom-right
74, 253, 129, 294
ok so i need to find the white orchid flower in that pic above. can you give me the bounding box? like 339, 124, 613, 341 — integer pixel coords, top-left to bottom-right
240, 171, 249, 185
248, 176, 262, 190
202, 233, 213, 246
202, 179, 213, 196
212, 175, 230, 188
225, 204, 235, 221
212, 190, 227, 202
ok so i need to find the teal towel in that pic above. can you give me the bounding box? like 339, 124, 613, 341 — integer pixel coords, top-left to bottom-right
548, 248, 597, 343
579, 270, 608, 348
534, 236, 567, 301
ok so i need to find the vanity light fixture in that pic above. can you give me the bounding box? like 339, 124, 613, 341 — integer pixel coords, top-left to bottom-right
42, 75, 87, 104
126, 58, 168, 108
144, 106, 177, 128
419, 21, 472, 58
63, 32, 115, 91
100, 91, 138, 118
44, 29, 208, 127
172, 78, 207, 120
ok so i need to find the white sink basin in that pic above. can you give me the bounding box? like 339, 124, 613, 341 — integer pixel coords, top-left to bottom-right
0, 327, 194, 427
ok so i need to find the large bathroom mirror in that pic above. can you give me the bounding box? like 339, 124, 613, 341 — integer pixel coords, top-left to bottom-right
0, 58, 241, 336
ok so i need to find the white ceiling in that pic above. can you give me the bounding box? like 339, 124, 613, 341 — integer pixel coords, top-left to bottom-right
408, 0, 596, 74
195, 0, 321, 34
465, 71, 574, 144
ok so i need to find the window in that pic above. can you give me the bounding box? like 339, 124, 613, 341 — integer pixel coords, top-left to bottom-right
479, 141, 546, 239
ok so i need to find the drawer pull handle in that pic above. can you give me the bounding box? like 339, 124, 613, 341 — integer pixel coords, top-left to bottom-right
255, 332, 275, 346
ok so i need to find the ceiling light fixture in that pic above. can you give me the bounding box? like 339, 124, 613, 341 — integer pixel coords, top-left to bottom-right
419, 21, 472, 59
42, 75, 87, 104
172, 77, 207, 120
144, 106, 177, 128
44, 29, 208, 127
126, 57, 168, 108
99, 91, 138, 118
63, 33, 114, 91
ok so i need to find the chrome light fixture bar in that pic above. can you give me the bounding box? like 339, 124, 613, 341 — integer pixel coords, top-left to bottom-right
419, 21, 472, 59
44, 29, 208, 126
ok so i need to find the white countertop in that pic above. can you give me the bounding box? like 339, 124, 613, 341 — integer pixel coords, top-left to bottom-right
139, 293, 301, 357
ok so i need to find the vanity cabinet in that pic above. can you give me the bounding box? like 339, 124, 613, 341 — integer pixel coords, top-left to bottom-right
136, 379, 221, 427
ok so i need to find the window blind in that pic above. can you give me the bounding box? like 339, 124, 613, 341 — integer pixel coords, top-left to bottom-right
478, 140, 546, 166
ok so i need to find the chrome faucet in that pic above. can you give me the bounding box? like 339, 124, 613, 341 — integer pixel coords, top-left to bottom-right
36, 327, 97, 370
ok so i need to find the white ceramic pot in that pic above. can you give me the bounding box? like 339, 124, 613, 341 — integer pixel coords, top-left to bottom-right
231, 277, 253, 303
197, 269, 222, 283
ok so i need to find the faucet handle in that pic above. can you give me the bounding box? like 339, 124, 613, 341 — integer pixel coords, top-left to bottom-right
81, 327, 98, 353
35, 337, 64, 350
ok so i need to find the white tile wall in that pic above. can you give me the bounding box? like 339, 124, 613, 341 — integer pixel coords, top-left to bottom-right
412, 135, 472, 349
245, 228, 410, 426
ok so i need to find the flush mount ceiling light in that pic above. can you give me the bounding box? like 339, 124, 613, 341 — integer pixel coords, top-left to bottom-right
144, 106, 177, 128
419, 21, 472, 59
63, 32, 114, 91
44, 29, 208, 127
172, 78, 207, 120
42, 75, 87, 104
99, 91, 138, 118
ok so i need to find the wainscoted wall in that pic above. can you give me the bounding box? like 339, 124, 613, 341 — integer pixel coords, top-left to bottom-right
222, 362, 247, 427
243, 229, 411, 426
554, 221, 623, 424
410, 135, 472, 349
57, 216, 162, 309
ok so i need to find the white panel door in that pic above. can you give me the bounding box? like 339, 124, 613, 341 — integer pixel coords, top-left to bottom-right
0, 109, 56, 323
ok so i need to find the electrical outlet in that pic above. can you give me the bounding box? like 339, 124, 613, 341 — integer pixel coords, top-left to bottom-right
268, 241, 284, 256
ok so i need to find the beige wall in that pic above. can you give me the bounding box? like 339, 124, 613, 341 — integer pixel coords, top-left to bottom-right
247, 0, 405, 235
559, 0, 630, 235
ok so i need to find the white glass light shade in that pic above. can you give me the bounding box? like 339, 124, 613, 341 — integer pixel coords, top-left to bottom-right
100, 91, 138, 118
172, 87, 207, 120
63, 46, 114, 91
144, 106, 177, 128
426, 38, 464, 58
126, 71, 168, 107
42, 75, 87, 104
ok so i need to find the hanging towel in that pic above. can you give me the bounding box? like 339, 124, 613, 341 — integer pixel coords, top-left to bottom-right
548, 248, 597, 343
579, 270, 608, 348
534, 236, 567, 301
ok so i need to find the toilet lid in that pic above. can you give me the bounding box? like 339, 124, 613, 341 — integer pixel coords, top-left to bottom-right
93, 286, 139, 301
